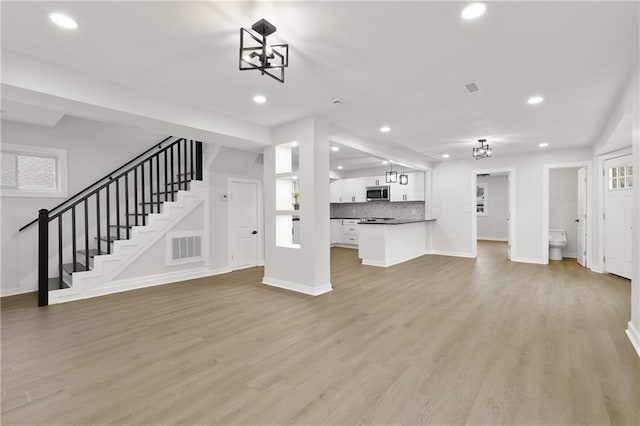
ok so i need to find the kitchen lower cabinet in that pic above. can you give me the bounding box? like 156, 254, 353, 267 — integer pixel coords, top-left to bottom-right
330, 219, 342, 244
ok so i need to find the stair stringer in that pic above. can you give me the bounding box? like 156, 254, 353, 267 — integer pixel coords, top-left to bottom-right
48, 180, 209, 304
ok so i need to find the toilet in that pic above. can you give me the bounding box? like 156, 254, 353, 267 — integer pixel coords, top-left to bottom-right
548, 229, 567, 260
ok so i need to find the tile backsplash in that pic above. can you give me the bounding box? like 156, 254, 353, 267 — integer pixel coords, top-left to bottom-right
331, 201, 424, 220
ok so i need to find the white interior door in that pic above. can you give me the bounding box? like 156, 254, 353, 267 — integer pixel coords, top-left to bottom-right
230, 180, 259, 270
604, 156, 633, 279
577, 167, 587, 267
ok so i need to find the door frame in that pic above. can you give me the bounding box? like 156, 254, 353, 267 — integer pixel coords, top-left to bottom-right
227, 177, 264, 271
471, 167, 516, 259
599, 150, 633, 276
542, 161, 592, 265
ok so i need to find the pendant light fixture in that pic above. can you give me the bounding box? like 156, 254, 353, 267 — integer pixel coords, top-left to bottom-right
472, 139, 492, 160
399, 166, 409, 185
239, 18, 289, 83
385, 163, 398, 183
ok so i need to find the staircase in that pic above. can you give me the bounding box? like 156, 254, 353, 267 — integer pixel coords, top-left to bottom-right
19, 137, 203, 306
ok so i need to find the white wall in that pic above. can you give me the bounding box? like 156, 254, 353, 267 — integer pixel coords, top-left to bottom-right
549, 168, 579, 257
1, 116, 165, 296
432, 147, 593, 262
477, 175, 509, 241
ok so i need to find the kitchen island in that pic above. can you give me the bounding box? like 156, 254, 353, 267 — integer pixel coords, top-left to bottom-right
358, 218, 437, 267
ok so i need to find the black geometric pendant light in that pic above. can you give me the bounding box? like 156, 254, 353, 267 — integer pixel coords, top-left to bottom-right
239, 18, 289, 83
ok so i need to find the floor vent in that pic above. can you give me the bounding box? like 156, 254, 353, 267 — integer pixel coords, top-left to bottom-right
167, 233, 202, 265
464, 82, 481, 94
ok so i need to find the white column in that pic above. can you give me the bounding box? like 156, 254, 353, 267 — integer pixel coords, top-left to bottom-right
262, 117, 331, 295
627, 64, 640, 357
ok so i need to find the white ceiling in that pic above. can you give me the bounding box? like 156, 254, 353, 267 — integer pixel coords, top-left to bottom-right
1, 1, 638, 160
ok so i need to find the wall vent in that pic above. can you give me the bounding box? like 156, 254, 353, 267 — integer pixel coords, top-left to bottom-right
167, 232, 203, 265
464, 82, 480, 94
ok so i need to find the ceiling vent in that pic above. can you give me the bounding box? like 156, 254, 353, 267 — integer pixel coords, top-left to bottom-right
464, 82, 481, 94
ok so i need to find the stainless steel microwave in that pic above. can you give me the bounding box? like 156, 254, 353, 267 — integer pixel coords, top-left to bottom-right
366, 186, 390, 201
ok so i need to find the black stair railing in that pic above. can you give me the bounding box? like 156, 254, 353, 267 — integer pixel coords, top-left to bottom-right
20, 137, 203, 306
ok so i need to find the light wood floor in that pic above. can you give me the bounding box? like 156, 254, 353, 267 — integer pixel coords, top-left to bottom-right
2, 242, 639, 425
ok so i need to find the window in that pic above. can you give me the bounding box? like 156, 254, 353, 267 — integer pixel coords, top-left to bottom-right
608, 164, 633, 190
0, 143, 67, 198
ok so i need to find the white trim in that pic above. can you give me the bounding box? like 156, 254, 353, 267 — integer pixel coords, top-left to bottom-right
590, 266, 605, 274
361, 252, 425, 267
626, 321, 640, 358
331, 243, 358, 249
262, 277, 332, 296
0, 142, 68, 198
542, 161, 593, 266
477, 236, 508, 242
227, 177, 263, 271
0, 287, 30, 298
431, 250, 475, 258
511, 257, 547, 265
51, 267, 232, 304
471, 168, 516, 260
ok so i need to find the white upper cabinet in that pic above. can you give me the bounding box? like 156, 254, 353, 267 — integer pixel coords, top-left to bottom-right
341, 177, 366, 203
330, 180, 342, 203
390, 172, 424, 202
365, 175, 386, 187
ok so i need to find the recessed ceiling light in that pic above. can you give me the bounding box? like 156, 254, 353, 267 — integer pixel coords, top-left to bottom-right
461, 2, 487, 20
48, 13, 78, 30
442, 154, 450, 158
331, 146, 340, 152
292, 176, 298, 180
382, 160, 389, 165
253, 95, 267, 104
380, 126, 391, 133
538, 142, 549, 148
527, 96, 544, 105
337, 166, 344, 170
291, 141, 299, 147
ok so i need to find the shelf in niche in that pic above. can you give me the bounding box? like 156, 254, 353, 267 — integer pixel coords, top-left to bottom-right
275, 172, 300, 179
276, 209, 302, 215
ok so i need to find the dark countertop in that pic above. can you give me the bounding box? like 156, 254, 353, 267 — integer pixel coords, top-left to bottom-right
330, 217, 362, 220
358, 218, 437, 225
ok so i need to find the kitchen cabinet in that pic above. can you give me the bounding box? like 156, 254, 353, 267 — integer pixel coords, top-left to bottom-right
341, 178, 366, 203
390, 172, 425, 202
366, 175, 386, 187
330, 219, 342, 244
330, 180, 342, 203
341, 219, 359, 246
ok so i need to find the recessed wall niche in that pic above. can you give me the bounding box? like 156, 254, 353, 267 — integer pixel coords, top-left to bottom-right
275, 141, 301, 248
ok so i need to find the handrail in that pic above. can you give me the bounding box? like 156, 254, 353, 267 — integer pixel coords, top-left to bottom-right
19, 136, 175, 232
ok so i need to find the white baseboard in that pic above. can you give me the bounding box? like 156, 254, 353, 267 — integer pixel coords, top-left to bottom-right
0, 287, 32, 298
361, 252, 425, 268
626, 321, 640, 358
477, 236, 508, 242
262, 276, 332, 296
511, 257, 547, 265
431, 250, 475, 259
49, 267, 233, 304
331, 244, 358, 249
590, 265, 604, 273
563, 253, 577, 259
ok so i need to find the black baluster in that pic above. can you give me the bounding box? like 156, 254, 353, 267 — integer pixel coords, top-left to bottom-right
190, 139, 195, 179
196, 142, 203, 181
183, 138, 188, 188
125, 173, 130, 239
72, 206, 77, 271
106, 185, 111, 254
134, 168, 139, 226
177, 140, 182, 190
96, 191, 101, 254
38, 209, 49, 306
156, 155, 160, 212
115, 177, 121, 240
164, 147, 168, 202
84, 199, 89, 271
141, 162, 146, 225
58, 216, 63, 289
171, 144, 175, 201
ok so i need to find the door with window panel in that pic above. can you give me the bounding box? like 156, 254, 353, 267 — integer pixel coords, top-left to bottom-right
604, 155, 633, 279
